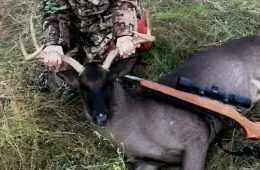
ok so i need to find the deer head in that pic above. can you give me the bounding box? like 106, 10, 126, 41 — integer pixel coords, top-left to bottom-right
20, 16, 155, 123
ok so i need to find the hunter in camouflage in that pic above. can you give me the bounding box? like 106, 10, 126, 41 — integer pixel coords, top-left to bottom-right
40, 0, 151, 124
41, 0, 144, 64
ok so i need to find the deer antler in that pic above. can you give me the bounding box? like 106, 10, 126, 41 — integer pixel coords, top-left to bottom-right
102, 11, 155, 71
62, 55, 85, 74
101, 34, 155, 71
19, 16, 85, 74
19, 16, 45, 60
20, 15, 155, 73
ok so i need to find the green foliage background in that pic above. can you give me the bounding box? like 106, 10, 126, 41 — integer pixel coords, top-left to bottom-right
1, 0, 260, 169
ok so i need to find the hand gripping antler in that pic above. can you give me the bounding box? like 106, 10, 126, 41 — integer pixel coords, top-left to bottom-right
20, 15, 155, 74
20, 16, 85, 74
102, 11, 155, 71
19, 16, 45, 60
101, 33, 155, 71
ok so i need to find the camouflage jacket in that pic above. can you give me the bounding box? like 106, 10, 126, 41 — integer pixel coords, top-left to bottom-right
42, 0, 143, 62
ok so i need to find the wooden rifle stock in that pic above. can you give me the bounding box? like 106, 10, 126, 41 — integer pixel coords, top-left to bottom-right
139, 79, 260, 140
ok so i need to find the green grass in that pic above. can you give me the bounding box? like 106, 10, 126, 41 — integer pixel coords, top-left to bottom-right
1, 0, 260, 169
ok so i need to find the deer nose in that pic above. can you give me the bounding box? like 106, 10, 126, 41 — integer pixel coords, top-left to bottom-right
96, 112, 108, 125
90, 89, 108, 125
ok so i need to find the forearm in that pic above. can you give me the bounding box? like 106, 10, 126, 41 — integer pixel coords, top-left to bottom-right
113, 0, 141, 37
41, 0, 71, 49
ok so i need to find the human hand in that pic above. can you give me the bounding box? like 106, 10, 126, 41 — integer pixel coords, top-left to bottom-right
42, 45, 64, 68
116, 36, 140, 59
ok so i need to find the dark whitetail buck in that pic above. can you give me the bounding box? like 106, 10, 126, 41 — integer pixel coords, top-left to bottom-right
20, 17, 260, 170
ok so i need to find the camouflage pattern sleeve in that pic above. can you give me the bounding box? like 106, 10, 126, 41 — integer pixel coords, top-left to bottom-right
41, 0, 71, 50
113, 0, 143, 37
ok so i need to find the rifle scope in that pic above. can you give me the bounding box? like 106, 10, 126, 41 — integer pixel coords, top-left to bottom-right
176, 76, 252, 108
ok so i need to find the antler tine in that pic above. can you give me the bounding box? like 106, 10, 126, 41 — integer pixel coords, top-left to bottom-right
19, 36, 29, 58
20, 16, 44, 60
19, 16, 85, 74
102, 48, 119, 71
19, 36, 44, 60
30, 16, 40, 50
145, 10, 151, 32
62, 55, 85, 74
25, 45, 44, 60
132, 31, 155, 42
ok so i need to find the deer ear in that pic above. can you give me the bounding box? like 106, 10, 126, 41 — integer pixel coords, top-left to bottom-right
56, 70, 80, 88
108, 58, 136, 80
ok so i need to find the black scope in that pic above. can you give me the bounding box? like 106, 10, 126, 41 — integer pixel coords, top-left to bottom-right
176, 76, 252, 108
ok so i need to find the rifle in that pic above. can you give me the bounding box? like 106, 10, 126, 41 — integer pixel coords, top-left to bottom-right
124, 75, 260, 140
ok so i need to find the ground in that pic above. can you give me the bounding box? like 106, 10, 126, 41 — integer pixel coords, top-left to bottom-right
1, 0, 260, 169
